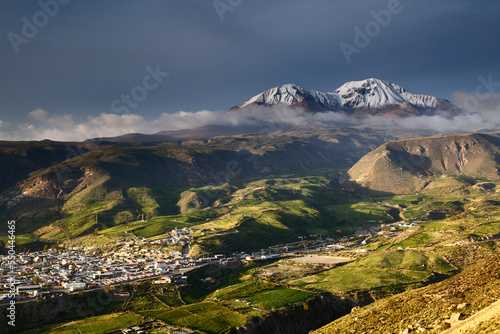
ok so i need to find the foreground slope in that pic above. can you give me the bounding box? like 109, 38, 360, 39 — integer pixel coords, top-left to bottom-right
345, 133, 500, 193
313, 250, 500, 333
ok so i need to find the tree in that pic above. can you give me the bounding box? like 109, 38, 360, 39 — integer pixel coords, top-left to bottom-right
104, 284, 111, 293
33, 275, 40, 285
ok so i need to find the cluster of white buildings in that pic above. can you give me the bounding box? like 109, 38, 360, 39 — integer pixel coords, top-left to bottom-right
0, 243, 199, 301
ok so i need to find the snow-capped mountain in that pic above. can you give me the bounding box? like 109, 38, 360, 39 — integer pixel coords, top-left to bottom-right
235, 84, 342, 112
231, 78, 464, 118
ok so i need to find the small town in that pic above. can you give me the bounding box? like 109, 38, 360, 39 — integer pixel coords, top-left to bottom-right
0, 221, 417, 303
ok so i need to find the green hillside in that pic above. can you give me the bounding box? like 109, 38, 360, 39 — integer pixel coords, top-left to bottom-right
0, 129, 390, 248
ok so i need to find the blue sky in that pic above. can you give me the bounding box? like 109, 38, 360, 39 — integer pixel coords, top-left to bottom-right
1, 0, 499, 140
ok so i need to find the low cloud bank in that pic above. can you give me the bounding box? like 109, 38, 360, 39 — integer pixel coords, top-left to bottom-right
1, 98, 499, 141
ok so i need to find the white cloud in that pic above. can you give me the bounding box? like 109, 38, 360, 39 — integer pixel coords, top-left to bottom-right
28, 108, 74, 128
28, 108, 49, 121
1, 105, 499, 142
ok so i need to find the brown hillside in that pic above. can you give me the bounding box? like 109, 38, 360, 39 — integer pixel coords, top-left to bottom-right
345, 133, 500, 193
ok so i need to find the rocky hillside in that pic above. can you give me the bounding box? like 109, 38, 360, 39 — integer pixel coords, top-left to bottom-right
345, 133, 500, 194
0, 140, 84, 192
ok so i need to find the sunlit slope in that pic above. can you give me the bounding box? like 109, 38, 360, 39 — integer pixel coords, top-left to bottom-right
346, 133, 500, 193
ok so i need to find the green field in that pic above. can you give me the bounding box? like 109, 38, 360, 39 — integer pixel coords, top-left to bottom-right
127, 293, 165, 311
391, 232, 436, 248
111, 261, 315, 333
346, 250, 454, 273
286, 249, 455, 293
289, 267, 430, 293
0, 234, 35, 245
34, 312, 142, 334
245, 287, 313, 310
141, 302, 247, 334
154, 290, 184, 307
98, 215, 196, 239
324, 201, 393, 223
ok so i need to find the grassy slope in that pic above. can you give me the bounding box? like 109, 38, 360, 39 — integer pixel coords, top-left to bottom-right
287, 250, 453, 294
313, 251, 500, 334
290, 267, 430, 293
29, 312, 143, 334
75, 172, 395, 255
191, 175, 394, 253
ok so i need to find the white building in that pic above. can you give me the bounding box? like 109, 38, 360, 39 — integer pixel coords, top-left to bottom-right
63, 282, 86, 291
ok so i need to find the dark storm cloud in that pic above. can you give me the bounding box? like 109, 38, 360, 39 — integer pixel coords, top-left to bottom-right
0, 0, 499, 139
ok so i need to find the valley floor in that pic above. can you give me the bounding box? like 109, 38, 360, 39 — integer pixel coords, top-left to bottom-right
2, 172, 500, 333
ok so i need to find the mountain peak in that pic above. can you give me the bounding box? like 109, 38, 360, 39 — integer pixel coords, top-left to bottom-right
238, 83, 309, 108
231, 78, 464, 118
235, 83, 342, 111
